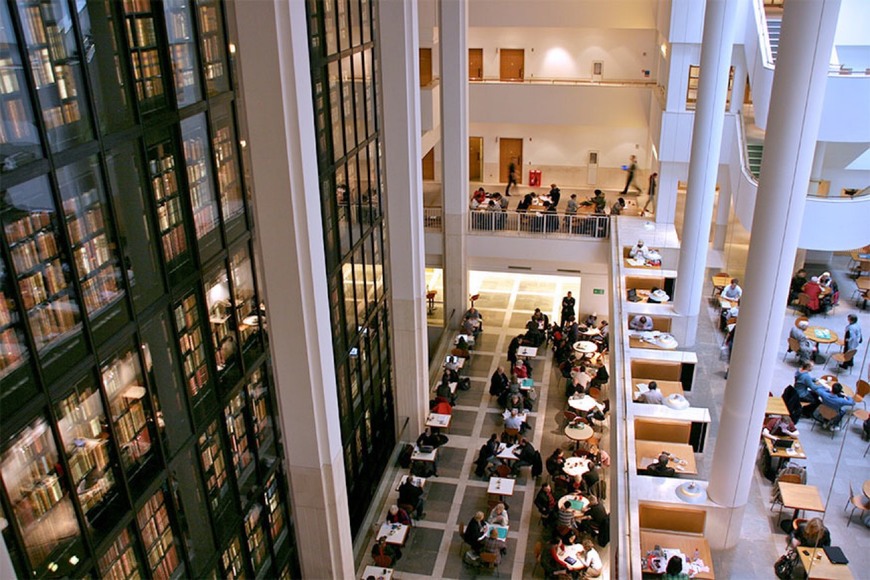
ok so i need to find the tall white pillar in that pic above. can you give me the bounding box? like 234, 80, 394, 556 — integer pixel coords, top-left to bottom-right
810, 140, 827, 194
729, 48, 747, 115
674, 0, 739, 346
234, 1, 354, 576
378, 0, 429, 435
712, 178, 731, 251
440, 0, 469, 325
707, 0, 841, 549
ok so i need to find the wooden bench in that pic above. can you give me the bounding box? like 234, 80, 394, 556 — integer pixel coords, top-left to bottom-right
632, 360, 682, 381
635, 418, 692, 445
626, 276, 665, 291
639, 503, 706, 534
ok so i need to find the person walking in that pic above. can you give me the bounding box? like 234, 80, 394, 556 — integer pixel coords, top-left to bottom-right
505, 160, 518, 196
642, 172, 657, 215
621, 155, 642, 195
842, 314, 863, 369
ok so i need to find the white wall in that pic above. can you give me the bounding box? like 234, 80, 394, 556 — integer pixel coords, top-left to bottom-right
469, 0, 656, 29
834, 0, 870, 46
664, 43, 701, 112
667, 0, 704, 44
467, 28, 658, 81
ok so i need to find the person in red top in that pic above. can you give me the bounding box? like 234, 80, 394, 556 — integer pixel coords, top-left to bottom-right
431, 399, 452, 416
513, 359, 529, 379
386, 504, 412, 526
802, 276, 823, 313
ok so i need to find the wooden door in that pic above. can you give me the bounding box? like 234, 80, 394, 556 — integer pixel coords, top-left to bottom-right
500, 49, 524, 81
422, 148, 435, 181
469, 48, 483, 80
469, 137, 483, 181
419, 48, 432, 87
499, 138, 523, 184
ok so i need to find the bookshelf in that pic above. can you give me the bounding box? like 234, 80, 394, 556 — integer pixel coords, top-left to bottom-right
220, 535, 245, 580
198, 420, 228, 511
55, 383, 117, 522
162, 0, 201, 107
1, 177, 82, 351
224, 391, 251, 480
101, 350, 153, 471
56, 158, 125, 317
204, 267, 238, 379
230, 247, 263, 362
97, 527, 143, 580
0, 1, 41, 172
147, 141, 190, 269
135, 489, 181, 580
180, 114, 219, 240
264, 473, 286, 545
0, 417, 82, 572
244, 504, 268, 571
246, 369, 273, 451
173, 292, 209, 399
120, 0, 166, 113
211, 104, 244, 224
195, 0, 229, 96
17, 0, 94, 151
0, 259, 30, 377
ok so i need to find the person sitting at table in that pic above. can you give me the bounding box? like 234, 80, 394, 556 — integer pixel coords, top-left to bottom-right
762, 415, 799, 441
513, 359, 529, 381
435, 376, 457, 406
722, 278, 743, 301
790, 517, 831, 548
463, 512, 486, 553
430, 397, 452, 417
793, 361, 821, 403
590, 365, 609, 390
452, 336, 471, 359
644, 453, 677, 478
398, 477, 425, 520
506, 391, 532, 413
611, 197, 626, 215
371, 536, 402, 564
594, 320, 610, 351
590, 189, 607, 213
663, 555, 690, 580
472, 187, 487, 206
481, 528, 504, 564
541, 539, 572, 578
504, 408, 527, 434
386, 504, 412, 526
572, 365, 592, 394
580, 495, 610, 547
546, 448, 566, 477
566, 193, 579, 215
535, 481, 558, 521
636, 381, 664, 405
811, 382, 855, 430
583, 312, 598, 329
580, 538, 603, 577
629, 315, 653, 331
488, 502, 509, 527
474, 434, 502, 478
417, 427, 443, 450
819, 271, 839, 309
511, 438, 540, 476
489, 367, 509, 398
802, 276, 824, 314
463, 307, 483, 337
557, 502, 578, 530
789, 268, 809, 304
789, 321, 817, 365
564, 316, 580, 344
629, 239, 653, 261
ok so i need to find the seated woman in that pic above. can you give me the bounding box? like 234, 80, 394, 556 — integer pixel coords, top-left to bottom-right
416, 427, 443, 449
386, 504, 412, 526
663, 555, 690, 580
463, 512, 486, 553
546, 448, 566, 477
488, 502, 509, 526
512, 359, 529, 380
371, 536, 402, 564
802, 277, 823, 313
790, 517, 831, 548
580, 538, 603, 578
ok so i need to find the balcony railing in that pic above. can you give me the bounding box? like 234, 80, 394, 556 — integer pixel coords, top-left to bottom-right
423, 208, 443, 231
467, 210, 610, 239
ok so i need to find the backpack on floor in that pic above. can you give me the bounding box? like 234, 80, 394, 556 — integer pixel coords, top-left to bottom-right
459, 377, 471, 391
398, 444, 414, 468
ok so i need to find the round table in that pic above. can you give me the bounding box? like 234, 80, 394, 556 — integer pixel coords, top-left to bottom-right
572, 341, 597, 355
565, 423, 594, 443
568, 395, 603, 413
557, 493, 590, 518
579, 327, 600, 338
562, 457, 591, 478
804, 326, 838, 345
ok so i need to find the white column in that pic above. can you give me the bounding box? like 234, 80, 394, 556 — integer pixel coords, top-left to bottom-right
378, 0, 429, 435
728, 48, 747, 115
234, 2, 354, 576
809, 140, 827, 194
440, 0, 468, 326
707, 0, 841, 549
712, 179, 731, 251
674, 0, 739, 346
655, 162, 682, 224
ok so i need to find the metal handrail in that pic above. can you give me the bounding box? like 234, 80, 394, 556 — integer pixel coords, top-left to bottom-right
469, 77, 656, 88
466, 209, 610, 239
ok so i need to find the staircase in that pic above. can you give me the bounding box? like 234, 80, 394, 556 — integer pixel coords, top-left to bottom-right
767, 17, 782, 63
747, 143, 764, 178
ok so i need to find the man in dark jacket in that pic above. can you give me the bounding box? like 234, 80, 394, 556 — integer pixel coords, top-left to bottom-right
463, 512, 486, 553
511, 438, 537, 475
490, 367, 509, 397
398, 478, 425, 519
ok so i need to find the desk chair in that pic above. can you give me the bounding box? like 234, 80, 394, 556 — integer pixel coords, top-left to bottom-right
373, 555, 393, 568
810, 405, 840, 437
532, 541, 543, 575
479, 551, 500, 576
791, 293, 811, 316
771, 473, 804, 521
784, 337, 801, 362
845, 482, 870, 527
503, 428, 520, 444
854, 380, 869, 408
827, 349, 857, 373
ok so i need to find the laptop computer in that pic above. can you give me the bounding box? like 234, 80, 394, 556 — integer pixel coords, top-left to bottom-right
627, 288, 641, 302
823, 546, 849, 565
773, 438, 794, 449
418, 445, 434, 454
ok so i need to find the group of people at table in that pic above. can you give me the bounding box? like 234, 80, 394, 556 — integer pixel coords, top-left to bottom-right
789, 269, 840, 315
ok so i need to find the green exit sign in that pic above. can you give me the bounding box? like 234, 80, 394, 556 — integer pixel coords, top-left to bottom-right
593, 289, 605, 295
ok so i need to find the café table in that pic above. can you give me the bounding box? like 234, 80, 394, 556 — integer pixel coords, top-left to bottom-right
519, 378, 534, 391
395, 475, 426, 491
765, 396, 789, 417
578, 326, 601, 338
818, 376, 856, 398
635, 440, 697, 475
361, 565, 394, 580
632, 379, 684, 400
496, 443, 520, 462
629, 331, 679, 350
718, 296, 739, 310
455, 333, 475, 347
568, 394, 604, 413
565, 423, 594, 448
572, 341, 597, 355
562, 456, 592, 478
804, 326, 839, 356
797, 547, 854, 580
487, 476, 515, 499
517, 346, 538, 358
411, 446, 438, 463
559, 543, 586, 571
426, 413, 452, 430
377, 522, 409, 546
763, 436, 807, 472
639, 531, 715, 579
558, 493, 590, 518
778, 482, 826, 521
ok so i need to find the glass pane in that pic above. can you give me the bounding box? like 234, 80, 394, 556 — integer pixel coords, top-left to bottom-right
210, 104, 244, 225
361, 0, 371, 44
349, 0, 360, 47
322, 0, 336, 55
341, 57, 354, 151
120, 0, 168, 113
336, 0, 348, 51
204, 264, 239, 384
198, 420, 229, 510
246, 367, 273, 451
55, 376, 120, 536
173, 291, 209, 400
0, 1, 42, 172
74, 0, 134, 133
16, 0, 94, 151
244, 504, 267, 571
101, 348, 155, 474
146, 136, 191, 271
195, 0, 229, 95
0, 417, 84, 575
230, 246, 263, 362
0, 255, 31, 378
136, 488, 183, 580
1, 175, 82, 352
97, 527, 143, 580
224, 391, 251, 480
56, 156, 125, 318
162, 0, 202, 107
181, 113, 219, 241
328, 61, 342, 162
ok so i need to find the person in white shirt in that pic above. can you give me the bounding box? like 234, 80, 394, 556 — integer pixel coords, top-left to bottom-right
637, 381, 664, 405
722, 278, 743, 301
629, 240, 652, 260
629, 315, 653, 331
488, 503, 509, 527
580, 539, 603, 577
504, 409, 524, 432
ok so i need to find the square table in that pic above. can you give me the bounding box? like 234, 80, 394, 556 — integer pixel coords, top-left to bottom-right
632, 379, 684, 400
797, 547, 854, 580
517, 346, 538, 357
411, 446, 438, 463
487, 477, 515, 497
639, 531, 715, 579
444, 355, 466, 369
519, 378, 534, 391
778, 482, 826, 520
765, 396, 789, 417
455, 333, 475, 347
361, 565, 394, 580
568, 394, 604, 413
635, 440, 697, 475
426, 413, 452, 429
377, 522, 409, 546
496, 443, 520, 462
481, 523, 508, 542
395, 475, 426, 491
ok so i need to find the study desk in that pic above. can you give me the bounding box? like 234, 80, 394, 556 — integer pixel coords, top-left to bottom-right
629, 332, 678, 350
635, 440, 697, 475
426, 413, 451, 430
632, 379, 684, 400
487, 476, 515, 497
765, 396, 789, 417
778, 482, 826, 520
639, 531, 715, 579
411, 446, 437, 463
798, 547, 854, 580
517, 346, 538, 357
377, 523, 409, 546
711, 275, 731, 293
361, 565, 394, 580
763, 436, 807, 473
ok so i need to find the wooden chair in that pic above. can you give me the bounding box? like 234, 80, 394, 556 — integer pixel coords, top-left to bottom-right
588, 386, 602, 401
373, 554, 393, 568
479, 551, 500, 575
496, 464, 512, 479
711, 272, 729, 297
810, 404, 839, 437
794, 316, 809, 328
827, 349, 857, 372
854, 380, 869, 408
458, 523, 466, 555
784, 337, 801, 362
791, 293, 810, 316
532, 541, 543, 576
503, 427, 519, 444
845, 481, 870, 527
